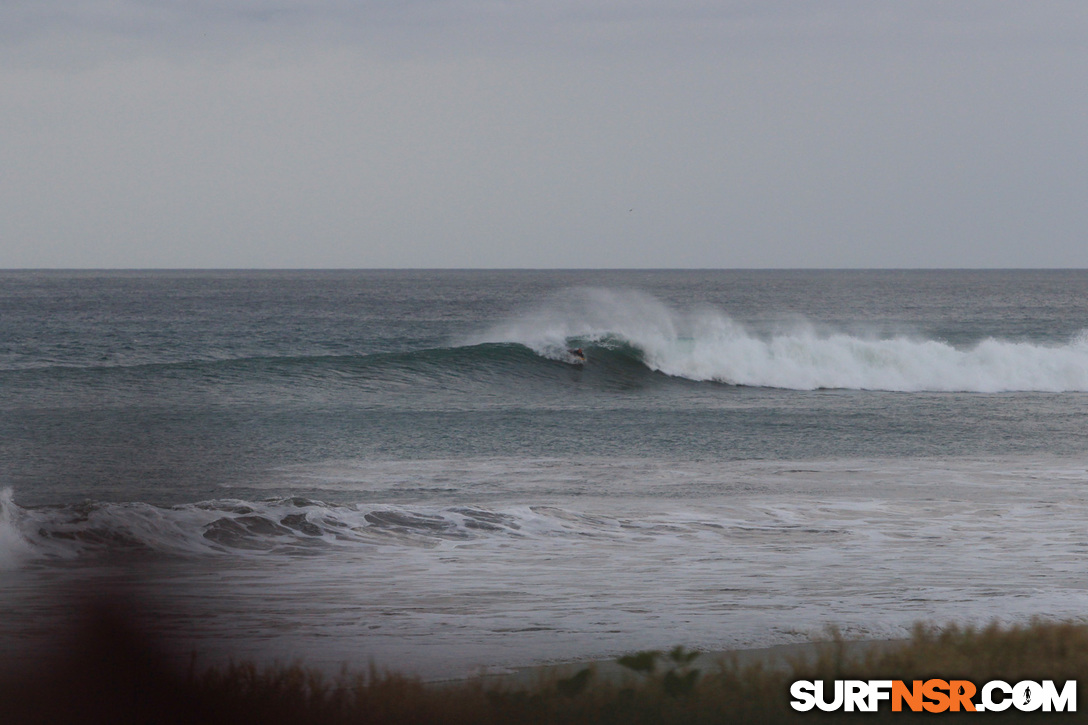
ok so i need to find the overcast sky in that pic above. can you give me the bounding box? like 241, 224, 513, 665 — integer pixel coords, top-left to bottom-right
2, 2, 1087, 268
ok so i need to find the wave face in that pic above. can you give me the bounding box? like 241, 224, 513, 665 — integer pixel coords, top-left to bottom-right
5, 274, 1087, 394
6, 276, 1088, 512
474, 288, 1088, 392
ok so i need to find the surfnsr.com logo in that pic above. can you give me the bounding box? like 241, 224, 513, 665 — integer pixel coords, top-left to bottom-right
790, 679, 1076, 713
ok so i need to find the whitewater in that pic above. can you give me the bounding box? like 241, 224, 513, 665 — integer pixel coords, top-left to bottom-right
477, 288, 1088, 392
4, 456, 1088, 679
2, 269, 1087, 679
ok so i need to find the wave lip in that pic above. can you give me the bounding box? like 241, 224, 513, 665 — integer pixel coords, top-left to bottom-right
472, 287, 1088, 392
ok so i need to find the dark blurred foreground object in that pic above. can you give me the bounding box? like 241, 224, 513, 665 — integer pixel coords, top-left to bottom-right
0, 602, 218, 725
6, 609, 1088, 725
0, 599, 472, 725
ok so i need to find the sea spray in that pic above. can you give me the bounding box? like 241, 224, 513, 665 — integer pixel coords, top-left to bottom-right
473, 288, 680, 362
475, 288, 1088, 392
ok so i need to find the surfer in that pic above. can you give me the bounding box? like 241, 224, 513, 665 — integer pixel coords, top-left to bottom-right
569, 348, 586, 363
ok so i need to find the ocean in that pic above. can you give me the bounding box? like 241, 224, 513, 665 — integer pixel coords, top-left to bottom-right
2, 269, 1087, 679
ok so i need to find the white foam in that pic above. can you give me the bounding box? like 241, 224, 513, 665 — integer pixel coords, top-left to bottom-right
0, 488, 35, 570
5, 458, 1088, 678
476, 288, 1088, 391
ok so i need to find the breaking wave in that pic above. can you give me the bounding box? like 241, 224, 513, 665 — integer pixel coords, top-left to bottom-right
0, 482, 854, 565
0, 488, 35, 569
473, 288, 1088, 392
0, 492, 704, 563
9, 288, 1088, 394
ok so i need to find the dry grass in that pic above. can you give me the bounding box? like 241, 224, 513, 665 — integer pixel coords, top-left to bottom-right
3, 611, 1088, 723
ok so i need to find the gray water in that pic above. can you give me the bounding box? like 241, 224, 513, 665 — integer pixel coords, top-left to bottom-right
2, 269, 1087, 678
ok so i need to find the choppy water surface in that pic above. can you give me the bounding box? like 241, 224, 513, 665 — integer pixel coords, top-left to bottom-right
2, 270, 1087, 678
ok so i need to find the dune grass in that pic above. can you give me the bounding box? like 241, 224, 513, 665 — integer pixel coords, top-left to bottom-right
4, 617, 1088, 723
